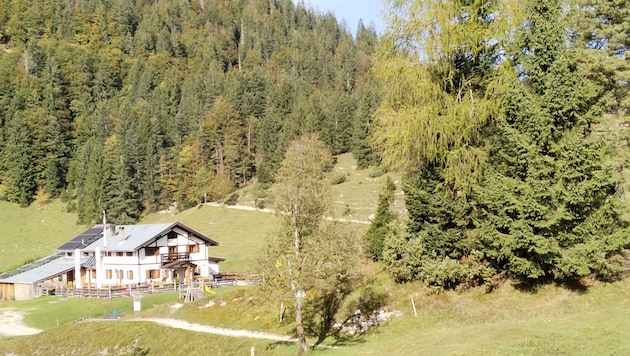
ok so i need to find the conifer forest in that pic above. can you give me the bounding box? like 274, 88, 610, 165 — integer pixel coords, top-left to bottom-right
1, 0, 629, 288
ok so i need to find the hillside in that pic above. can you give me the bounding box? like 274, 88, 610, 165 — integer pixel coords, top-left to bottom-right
0, 0, 381, 225
0, 153, 395, 273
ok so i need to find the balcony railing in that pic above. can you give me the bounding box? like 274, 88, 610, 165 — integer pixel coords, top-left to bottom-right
161, 252, 190, 264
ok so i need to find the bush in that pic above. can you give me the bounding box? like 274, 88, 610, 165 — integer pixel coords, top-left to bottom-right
331, 172, 348, 185
224, 193, 239, 206
419, 257, 494, 291
369, 167, 387, 178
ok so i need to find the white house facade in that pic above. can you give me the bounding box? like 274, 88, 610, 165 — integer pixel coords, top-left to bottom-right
0, 222, 224, 300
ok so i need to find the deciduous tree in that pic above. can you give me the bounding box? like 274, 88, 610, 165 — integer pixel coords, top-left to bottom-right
263, 133, 361, 353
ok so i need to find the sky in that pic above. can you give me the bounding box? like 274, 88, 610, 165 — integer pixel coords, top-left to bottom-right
299, 0, 385, 36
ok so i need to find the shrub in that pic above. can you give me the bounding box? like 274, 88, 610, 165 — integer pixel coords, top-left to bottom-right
224, 193, 239, 206
368, 167, 387, 178
331, 173, 348, 185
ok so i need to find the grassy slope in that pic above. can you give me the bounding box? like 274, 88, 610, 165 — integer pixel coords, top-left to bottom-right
2, 279, 630, 355
0, 199, 86, 273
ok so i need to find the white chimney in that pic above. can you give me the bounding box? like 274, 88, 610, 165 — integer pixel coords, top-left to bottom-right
118, 226, 125, 241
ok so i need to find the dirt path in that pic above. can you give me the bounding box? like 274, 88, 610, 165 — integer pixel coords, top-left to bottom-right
0, 311, 296, 343
0, 309, 42, 336
204, 202, 370, 224
132, 318, 298, 342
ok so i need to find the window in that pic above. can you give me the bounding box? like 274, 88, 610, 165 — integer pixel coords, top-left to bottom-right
145, 247, 159, 256
116, 252, 124, 257
188, 245, 199, 253
105, 252, 112, 257
146, 269, 160, 279
117, 270, 123, 279
105, 270, 113, 279
127, 270, 134, 280
126, 252, 133, 257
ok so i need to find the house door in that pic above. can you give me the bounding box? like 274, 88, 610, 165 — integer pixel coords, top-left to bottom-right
169, 246, 177, 260
68, 270, 75, 287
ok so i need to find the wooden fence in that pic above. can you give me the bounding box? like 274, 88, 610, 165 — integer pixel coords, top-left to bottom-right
50, 273, 262, 299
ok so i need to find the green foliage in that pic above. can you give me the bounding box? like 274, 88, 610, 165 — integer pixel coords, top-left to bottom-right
3, 113, 37, 206
366, 177, 396, 260
331, 172, 349, 185
473, 0, 630, 283
264, 134, 364, 353
574, 0, 630, 117
376, 0, 630, 289
0, 0, 379, 217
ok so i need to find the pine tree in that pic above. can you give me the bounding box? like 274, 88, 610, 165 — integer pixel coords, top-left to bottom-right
575, 0, 630, 116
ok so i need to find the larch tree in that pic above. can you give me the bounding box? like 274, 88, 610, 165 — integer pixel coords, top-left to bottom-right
373, 0, 522, 287
372, 0, 521, 190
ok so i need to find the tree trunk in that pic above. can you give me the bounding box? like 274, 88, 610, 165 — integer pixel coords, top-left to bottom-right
295, 291, 308, 355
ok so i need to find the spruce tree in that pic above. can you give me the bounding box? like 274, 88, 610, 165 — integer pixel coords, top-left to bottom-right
476, 0, 629, 281
3, 113, 37, 206
366, 176, 396, 261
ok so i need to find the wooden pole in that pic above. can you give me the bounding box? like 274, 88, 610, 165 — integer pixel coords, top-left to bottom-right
411, 295, 417, 317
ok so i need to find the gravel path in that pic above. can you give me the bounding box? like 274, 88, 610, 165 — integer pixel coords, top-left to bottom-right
0, 310, 296, 343
0, 309, 42, 336
133, 318, 298, 342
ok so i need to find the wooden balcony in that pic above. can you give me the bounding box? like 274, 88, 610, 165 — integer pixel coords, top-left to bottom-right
161, 252, 190, 264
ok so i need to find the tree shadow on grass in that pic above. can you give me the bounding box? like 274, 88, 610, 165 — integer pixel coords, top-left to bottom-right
264, 341, 298, 352
323, 335, 367, 348
512, 276, 588, 295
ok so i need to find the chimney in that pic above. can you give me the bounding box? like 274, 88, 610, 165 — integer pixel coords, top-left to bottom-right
109, 224, 116, 238
118, 226, 125, 241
